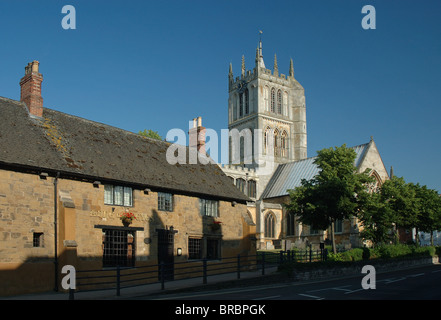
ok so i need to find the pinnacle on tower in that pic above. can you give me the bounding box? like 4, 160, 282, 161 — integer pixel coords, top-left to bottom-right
241, 55, 245, 77
255, 47, 259, 65
289, 58, 294, 78
229, 62, 233, 77
256, 39, 265, 69
273, 54, 278, 76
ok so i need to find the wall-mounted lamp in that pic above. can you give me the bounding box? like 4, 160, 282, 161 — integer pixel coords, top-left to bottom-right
39, 172, 48, 180
93, 181, 101, 188
231, 201, 237, 207
144, 188, 151, 195
177, 248, 182, 256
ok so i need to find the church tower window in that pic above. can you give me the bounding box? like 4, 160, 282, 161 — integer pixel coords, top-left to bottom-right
274, 128, 280, 157
270, 88, 275, 113
277, 90, 282, 114
263, 126, 271, 155
281, 131, 288, 158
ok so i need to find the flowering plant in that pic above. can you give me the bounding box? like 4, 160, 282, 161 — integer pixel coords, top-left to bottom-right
210, 220, 222, 230
120, 212, 136, 223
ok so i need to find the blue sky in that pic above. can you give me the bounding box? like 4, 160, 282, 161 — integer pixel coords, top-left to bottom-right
1, 0, 440, 192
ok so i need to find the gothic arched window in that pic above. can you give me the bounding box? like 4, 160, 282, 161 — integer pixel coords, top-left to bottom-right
247, 180, 256, 198
277, 90, 282, 114
281, 130, 288, 157
274, 128, 280, 157
270, 88, 275, 113
236, 178, 245, 193
287, 211, 295, 236
264, 212, 276, 238
263, 126, 272, 155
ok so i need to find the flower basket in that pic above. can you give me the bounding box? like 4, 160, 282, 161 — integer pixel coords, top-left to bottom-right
210, 221, 222, 231
120, 212, 136, 227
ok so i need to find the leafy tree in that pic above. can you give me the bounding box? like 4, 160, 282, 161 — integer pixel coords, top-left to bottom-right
285, 144, 373, 254
138, 129, 163, 141
359, 190, 396, 246
413, 184, 441, 246
378, 177, 421, 244
360, 177, 441, 247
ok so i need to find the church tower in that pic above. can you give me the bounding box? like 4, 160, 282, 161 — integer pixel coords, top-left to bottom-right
224, 39, 307, 200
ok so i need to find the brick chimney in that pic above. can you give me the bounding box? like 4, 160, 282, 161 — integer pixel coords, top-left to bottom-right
189, 116, 206, 154
20, 61, 43, 117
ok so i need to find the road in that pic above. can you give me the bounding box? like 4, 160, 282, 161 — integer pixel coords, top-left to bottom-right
147, 264, 441, 300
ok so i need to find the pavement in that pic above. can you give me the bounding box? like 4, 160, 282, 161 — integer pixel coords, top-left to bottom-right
2, 266, 280, 300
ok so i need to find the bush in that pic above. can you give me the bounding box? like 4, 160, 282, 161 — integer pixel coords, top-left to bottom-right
277, 244, 439, 275
370, 244, 435, 260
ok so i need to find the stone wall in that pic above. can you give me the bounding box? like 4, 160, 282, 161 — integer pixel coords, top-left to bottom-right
0, 168, 255, 296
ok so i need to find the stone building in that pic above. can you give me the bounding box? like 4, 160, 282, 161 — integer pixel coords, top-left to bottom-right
222, 41, 389, 250
259, 139, 389, 250
0, 61, 255, 296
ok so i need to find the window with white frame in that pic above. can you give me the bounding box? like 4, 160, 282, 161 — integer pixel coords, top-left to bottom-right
158, 192, 173, 212
199, 199, 219, 217
104, 185, 133, 206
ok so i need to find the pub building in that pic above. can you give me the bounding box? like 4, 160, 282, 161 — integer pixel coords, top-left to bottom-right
0, 61, 255, 296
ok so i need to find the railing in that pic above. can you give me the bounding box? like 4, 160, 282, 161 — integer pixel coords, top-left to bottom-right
74, 253, 264, 298
70, 249, 334, 299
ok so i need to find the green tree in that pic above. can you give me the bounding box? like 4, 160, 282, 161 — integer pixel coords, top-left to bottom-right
413, 184, 441, 246
285, 144, 373, 254
379, 177, 419, 244
138, 129, 163, 140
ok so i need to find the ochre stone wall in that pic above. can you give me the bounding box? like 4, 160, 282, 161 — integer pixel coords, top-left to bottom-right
0, 168, 255, 296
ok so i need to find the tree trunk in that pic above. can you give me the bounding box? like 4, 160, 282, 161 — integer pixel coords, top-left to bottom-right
331, 221, 336, 254
431, 231, 434, 247
415, 227, 419, 246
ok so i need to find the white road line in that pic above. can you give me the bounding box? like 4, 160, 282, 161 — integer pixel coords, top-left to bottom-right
298, 293, 324, 300
385, 277, 406, 284
344, 288, 365, 295
409, 273, 424, 277
308, 285, 352, 293
432, 269, 441, 273
253, 295, 281, 300
332, 287, 353, 292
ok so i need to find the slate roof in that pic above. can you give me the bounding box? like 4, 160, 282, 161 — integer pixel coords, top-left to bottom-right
0, 96, 249, 203
261, 142, 371, 199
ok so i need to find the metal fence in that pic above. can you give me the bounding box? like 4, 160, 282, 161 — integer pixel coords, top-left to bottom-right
70, 249, 330, 299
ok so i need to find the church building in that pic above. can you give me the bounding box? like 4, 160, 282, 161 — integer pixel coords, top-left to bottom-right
222, 41, 389, 250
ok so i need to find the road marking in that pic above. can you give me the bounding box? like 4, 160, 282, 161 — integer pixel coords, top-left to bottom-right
409, 273, 424, 277
298, 293, 324, 300
332, 287, 353, 292
385, 277, 406, 284
253, 295, 281, 300
344, 288, 365, 295
432, 269, 441, 273
308, 285, 352, 293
